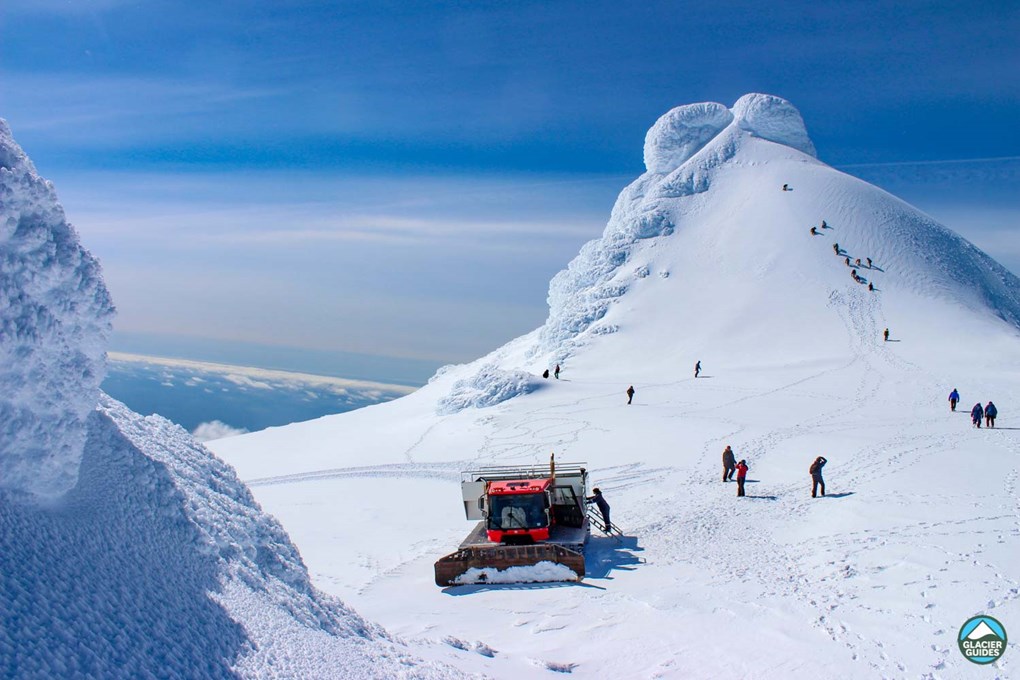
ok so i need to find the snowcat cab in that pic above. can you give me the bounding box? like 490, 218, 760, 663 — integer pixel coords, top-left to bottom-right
433, 454, 590, 586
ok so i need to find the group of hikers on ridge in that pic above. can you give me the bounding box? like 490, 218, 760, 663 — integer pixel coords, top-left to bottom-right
722, 445, 827, 499
810, 213, 877, 291
950, 388, 998, 427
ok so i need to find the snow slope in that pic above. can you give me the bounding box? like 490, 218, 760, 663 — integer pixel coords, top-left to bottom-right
0, 121, 486, 678
214, 95, 1020, 678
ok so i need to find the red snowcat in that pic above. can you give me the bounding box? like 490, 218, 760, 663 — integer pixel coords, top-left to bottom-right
434, 454, 591, 586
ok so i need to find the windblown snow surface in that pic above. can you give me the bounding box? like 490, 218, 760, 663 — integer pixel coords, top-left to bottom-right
0, 122, 478, 678
214, 94, 1020, 679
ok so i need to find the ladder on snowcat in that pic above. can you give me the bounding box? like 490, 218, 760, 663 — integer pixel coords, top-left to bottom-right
586, 505, 622, 537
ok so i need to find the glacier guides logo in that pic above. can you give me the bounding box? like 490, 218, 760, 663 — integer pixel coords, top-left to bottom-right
958, 615, 1007, 665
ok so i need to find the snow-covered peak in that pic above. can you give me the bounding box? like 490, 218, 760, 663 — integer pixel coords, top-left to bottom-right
424, 94, 1020, 413
0, 119, 114, 498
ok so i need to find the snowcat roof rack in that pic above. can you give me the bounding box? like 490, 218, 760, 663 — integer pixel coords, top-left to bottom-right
461, 462, 587, 483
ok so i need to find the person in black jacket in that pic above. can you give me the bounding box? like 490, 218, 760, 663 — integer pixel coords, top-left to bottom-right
810, 456, 827, 498
626, 385, 635, 404
586, 488, 611, 532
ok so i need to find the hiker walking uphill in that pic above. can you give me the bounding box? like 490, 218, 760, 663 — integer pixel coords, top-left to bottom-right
810, 456, 827, 498
626, 385, 635, 405
735, 460, 749, 497
971, 402, 984, 428
694, 360, 701, 378
554, 364, 561, 379
949, 388, 960, 412
985, 401, 997, 428
586, 488, 611, 533
722, 445, 736, 482
883, 328, 890, 342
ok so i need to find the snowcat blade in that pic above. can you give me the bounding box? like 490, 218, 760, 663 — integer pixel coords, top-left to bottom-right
434, 543, 585, 586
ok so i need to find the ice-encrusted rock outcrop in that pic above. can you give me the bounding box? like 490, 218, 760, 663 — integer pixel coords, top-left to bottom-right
0, 121, 462, 678
731, 93, 815, 158
0, 120, 114, 498
437, 365, 541, 415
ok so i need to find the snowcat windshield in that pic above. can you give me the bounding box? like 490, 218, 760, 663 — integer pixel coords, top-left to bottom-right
488, 493, 548, 530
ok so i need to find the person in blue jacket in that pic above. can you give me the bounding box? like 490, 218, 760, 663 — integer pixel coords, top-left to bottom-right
985, 401, 997, 428
971, 402, 984, 428
948, 388, 960, 412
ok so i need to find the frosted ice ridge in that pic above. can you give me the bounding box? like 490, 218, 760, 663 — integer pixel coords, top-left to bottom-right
0, 119, 115, 498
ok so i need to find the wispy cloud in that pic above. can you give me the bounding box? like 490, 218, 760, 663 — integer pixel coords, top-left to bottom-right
108, 352, 417, 395
2, 72, 291, 144
192, 420, 249, 442
839, 156, 1020, 169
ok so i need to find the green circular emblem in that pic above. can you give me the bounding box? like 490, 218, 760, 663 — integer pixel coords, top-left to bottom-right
958, 615, 1007, 665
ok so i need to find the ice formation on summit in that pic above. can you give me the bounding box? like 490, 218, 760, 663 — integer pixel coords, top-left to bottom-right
731, 93, 816, 158
0, 120, 114, 498
643, 102, 733, 174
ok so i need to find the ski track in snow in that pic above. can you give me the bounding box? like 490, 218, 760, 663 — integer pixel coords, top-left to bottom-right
246, 462, 465, 488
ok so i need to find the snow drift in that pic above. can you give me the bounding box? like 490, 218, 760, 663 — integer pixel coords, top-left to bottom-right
0, 121, 114, 498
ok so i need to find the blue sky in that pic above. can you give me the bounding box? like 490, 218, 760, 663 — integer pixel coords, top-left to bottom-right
2, 0, 1018, 372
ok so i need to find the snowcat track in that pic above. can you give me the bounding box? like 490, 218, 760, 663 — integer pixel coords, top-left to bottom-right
434, 543, 585, 586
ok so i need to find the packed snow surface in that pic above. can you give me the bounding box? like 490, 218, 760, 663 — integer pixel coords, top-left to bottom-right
452, 562, 579, 585
215, 94, 1020, 678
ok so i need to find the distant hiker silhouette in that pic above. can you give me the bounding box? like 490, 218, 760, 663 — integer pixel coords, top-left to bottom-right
626, 385, 635, 405
866, 257, 872, 268
833, 243, 840, 255
985, 401, 997, 428
868, 282, 874, 291
722, 445, 736, 482
855, 258, 861, 266
971, 402, 984, 428
810, 227, 819, 235
821, 220, 828, 229
554, 364, 561, 379
810, 456, 827, 498
542, 369, 550, 379
694, 360, 701, 378
851, 270, 859, 282
735, 460, 749, 497
782, 184, 790, 191
948, 388, 959, 412
883, 328, 889, 342
845, 257, 851, 266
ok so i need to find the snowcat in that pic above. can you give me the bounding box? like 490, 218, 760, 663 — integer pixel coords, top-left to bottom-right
434, 454, 591, 586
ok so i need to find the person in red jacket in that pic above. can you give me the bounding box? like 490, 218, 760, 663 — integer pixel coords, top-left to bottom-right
735, 459, 749, 497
